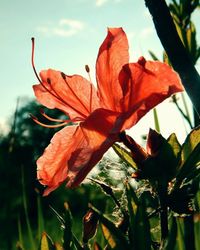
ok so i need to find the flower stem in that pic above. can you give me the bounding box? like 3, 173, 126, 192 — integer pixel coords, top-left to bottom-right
157, 184, 168, 244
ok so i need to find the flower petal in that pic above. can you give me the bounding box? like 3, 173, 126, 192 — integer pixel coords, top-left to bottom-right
96, 28, 129, 111
67, 109, 119, 188
37, 125, 78, 195
33, 69, 100, 120
37, 109, 119, 195
118, 58, 184, 130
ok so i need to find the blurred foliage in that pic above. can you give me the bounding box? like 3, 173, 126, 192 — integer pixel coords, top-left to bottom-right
15, 124, 200, 250
0, 99, 113, 249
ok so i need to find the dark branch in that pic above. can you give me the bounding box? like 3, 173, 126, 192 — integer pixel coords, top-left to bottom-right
144, 0, 200, 118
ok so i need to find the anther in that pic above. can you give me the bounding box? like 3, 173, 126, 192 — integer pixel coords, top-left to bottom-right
61, 72, 66, 79
137, 56, 146, 67
85, 65, 90, 73
47, 78, 51, 84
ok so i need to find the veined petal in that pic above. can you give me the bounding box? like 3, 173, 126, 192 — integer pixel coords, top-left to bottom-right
119, 58, 184, 130
67, 108, 119, 188
33, 69, 100, 120
96, 28, 129, 111
37, 109, 119, 195
37, 125, 78, 195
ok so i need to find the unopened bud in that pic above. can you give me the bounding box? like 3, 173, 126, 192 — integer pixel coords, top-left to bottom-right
83, 209, 99, 243
146, 129, 164, 156
119, 132, 147, 164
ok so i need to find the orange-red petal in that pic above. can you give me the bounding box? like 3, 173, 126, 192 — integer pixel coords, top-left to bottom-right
96, 28, 129, 111
118, 58, 184, 130
33, 69, 100, 120
37, 109, 119, 195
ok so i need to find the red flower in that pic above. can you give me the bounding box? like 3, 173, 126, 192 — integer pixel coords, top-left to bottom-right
33, 28, 183, 195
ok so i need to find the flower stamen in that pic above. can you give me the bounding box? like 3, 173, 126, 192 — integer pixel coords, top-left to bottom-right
30, 114, 80, 128
85, 65, 93, 112
61, 72, 91, 115
32, 38, 88, 119
39, 109, 68, 122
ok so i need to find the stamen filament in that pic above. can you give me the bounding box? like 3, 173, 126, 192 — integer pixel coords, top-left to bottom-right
30, 113, 82, 128
61, 73, 90, 115
40, 109, 68, 122
30, 114, 75, 128
85, 65, 93, 112
31, 38, 88, 120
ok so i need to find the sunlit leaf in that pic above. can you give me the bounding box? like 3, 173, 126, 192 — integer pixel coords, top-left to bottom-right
176, 142, 200, 187
163, 217, 177, 250
101, 224, 117, 249
176, 217, 185, 250
153, 108, 160, 133
40, 233, 50, 250
148, 50, 159, 61
54, 243, 63, 250
113, 143, 137, 169
133, 197, 151, 250
72, 234, 83, 250
90, 205, 129, 249
126, 184, 137, 247
63, 202, 73, 250
167, 133, 181, 159
181, 126, 200, 163
194, 212, 200, 250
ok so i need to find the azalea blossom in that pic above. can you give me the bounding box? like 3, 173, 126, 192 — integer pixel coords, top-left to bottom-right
32, 27, 184, 195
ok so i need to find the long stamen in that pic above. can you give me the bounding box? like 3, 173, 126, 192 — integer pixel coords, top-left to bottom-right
40, 108, 68, 122
85, 65, 93, 112
30, 114, 78, 128
31, 38, 88, 119
61, 72, 90, 115
31, 38, 60, 100
31, 38, 42, 84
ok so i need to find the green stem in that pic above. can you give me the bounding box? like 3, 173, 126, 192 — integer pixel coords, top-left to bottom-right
157, 184, 168, 244
184, 215, 195, 250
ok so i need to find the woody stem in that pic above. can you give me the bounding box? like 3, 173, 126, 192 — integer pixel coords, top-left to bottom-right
144, 0, 200, 117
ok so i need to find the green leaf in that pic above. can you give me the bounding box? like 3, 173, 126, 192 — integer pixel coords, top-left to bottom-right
133, 196, 151, 250
72, 234, 83, 250
194, 212, 200, 250
17, 218, 25, 250
181, 126, 200, 163
176, 218, 185, 250
40, 233, 51, 250
167, 133, 181, 159
175, 143, 200, 187
90, 205, 129, 250
112, 143, 137, 169
21, 166, 36, 250
36, 189, 45, 241
126, 184, 137, 248
141, 132, 180, 182
163, 217, 177, 250
153, 108, 160, 133
101, 224, 118, 249
63, 203, 73, 250
148, 50, 159, 61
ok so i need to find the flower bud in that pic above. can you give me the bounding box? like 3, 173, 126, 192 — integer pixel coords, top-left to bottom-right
83, 209, 99, 243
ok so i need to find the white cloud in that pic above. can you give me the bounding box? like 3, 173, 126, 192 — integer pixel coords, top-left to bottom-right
95, 0, 121, 7
96, 0, 108, 6
37, 18, 85, 37
139, 27, 154, 38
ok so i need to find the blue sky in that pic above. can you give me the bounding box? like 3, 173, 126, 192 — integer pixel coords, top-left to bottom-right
0, 0, 199, 141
